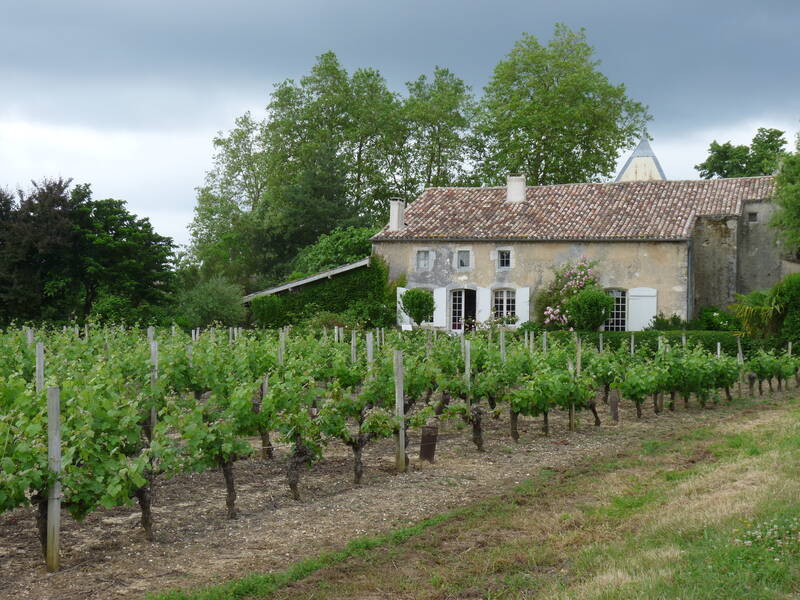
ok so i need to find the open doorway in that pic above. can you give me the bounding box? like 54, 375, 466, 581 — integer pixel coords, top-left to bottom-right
451, 289, 477, 331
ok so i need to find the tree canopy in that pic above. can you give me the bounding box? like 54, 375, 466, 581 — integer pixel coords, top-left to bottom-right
472, 24, 650, 185
695, 127, 789, 179
770, 135, 800, 257
0, 178, 174, 324
189, 25, 648, 290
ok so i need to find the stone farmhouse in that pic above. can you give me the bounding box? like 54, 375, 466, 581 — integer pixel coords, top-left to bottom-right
372, 139, 797, 332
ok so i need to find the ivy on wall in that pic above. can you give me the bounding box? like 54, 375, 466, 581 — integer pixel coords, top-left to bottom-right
250, 256, 397, 328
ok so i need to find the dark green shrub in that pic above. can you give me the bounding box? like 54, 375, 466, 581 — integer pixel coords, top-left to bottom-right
563, 285, 614, 331
400, 288, 434, 327
645, 312, 687, 330
175, 276, 246, 328
696, 306, 740, 331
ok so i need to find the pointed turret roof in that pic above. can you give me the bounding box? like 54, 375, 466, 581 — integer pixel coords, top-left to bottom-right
615, 136, 667, 182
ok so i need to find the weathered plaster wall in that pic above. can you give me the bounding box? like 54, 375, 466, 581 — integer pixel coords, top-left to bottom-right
691, 216, 738, 315
373, 240, 690, 319
738, 200, 785, 293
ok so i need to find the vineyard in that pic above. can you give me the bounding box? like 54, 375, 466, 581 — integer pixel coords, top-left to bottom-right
1, 325, 799, 599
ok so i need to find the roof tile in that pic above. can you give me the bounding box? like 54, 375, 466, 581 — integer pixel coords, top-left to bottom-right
372, 177, 774, 242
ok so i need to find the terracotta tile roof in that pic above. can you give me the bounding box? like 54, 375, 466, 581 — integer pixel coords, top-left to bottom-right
372, 177, 775, 242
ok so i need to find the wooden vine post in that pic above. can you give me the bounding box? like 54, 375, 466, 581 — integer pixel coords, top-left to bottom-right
599, 332, 604, 353
278, 329, 286, 365
499, 329, 506, 364
351, 329, 357, 364
35, 342, 45, 394
737, 337, 745, 397
393, 350, 406, 473
570, 337, 581, 431
366, 332, 374, 368
46, 386, 62, 572
150, 341, 158, 430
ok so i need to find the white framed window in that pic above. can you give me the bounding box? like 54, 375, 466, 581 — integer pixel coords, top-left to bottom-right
498, 249, 511, 269
493, 289, 516, 318
456, 249, 471, 270
604, 289, 627, 331
451, 289, 464, 330
416, 249, 431, 271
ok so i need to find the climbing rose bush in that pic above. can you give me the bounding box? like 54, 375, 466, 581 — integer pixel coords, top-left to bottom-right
535, 257, 601, 329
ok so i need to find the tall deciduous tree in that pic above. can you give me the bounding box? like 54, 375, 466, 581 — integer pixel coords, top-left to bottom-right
0, 178, 174, 324
403, 67, 475, 190
190, 52, 473, 289
695, 127, 789, 179
473, 24, 650, 186
771, 135, 800, 257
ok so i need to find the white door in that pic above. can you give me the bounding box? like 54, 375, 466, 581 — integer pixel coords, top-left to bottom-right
432, 287, 447, 328
628, 287, 657, 331
516, 287, 531, 326
476, 287, 491, 324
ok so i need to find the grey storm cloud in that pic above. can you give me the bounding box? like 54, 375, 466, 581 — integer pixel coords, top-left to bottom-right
2, 0, 799, 132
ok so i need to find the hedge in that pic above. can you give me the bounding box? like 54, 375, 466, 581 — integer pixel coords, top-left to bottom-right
514, 329, 788, 359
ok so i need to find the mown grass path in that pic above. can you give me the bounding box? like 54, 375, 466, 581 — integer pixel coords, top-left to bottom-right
150, 392, 800, 600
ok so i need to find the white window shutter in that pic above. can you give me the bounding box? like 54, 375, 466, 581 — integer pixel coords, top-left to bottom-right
476, 287, 491, 323
396, 287, 413, 330
432, 287, 447, 328
516, 287, 531, 326
628, 287, 657, 331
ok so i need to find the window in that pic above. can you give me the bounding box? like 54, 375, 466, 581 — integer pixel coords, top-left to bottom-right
747, 212, 759, 223
498, 250, 511, 269
493, 289, 516, 318
604, 290, 626, 331
457, 250, 471, 269
416, 250, 430, 271
451, 289, 464, 330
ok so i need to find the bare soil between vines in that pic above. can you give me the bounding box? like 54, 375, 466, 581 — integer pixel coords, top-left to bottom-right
0, 391, 786, 600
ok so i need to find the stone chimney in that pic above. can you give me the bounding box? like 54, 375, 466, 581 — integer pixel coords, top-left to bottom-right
506, 174, 526, 202
388, 198, 406, 231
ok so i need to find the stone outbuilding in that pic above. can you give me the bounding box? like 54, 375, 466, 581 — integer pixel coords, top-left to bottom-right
372, 140, 794, 331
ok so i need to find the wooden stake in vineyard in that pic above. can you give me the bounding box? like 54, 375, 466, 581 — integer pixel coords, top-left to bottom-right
278, 329, 286, 365
150, 341, 158, 431
35, 342, 44, 395
393, 350, 406, 473
46, 386, 61, 572
351, 329, 357, 363
366, 332, 374, 368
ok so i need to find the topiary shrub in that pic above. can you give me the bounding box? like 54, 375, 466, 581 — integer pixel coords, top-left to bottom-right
563, 285, 614, 331
400, 288, 435, 328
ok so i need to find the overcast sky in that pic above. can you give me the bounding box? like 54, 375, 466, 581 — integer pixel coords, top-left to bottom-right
1, 0, 798, 246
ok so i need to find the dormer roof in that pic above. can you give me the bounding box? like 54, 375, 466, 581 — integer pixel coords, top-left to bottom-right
615, 137, 667, 182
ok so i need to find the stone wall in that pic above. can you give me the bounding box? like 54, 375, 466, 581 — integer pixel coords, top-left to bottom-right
373, 239, 690, 320
738, 200, 784, 294
690, 216, 739, 316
